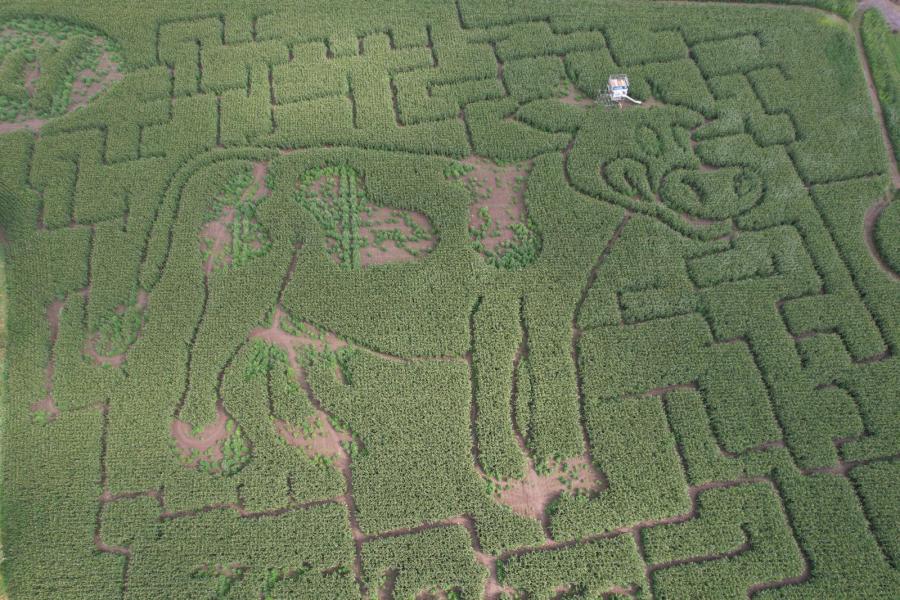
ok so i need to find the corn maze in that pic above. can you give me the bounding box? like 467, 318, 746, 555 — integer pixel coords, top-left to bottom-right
0, 0, 898, 598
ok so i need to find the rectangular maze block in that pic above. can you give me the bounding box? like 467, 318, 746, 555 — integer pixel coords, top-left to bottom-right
201, 39, 289, 94
158, 17, 224, 97
692, 34, 766, 77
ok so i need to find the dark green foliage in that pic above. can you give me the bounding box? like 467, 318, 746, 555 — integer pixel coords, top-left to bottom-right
549, 392, 690, 540
466, 98, 569, 161
851, 461, 900, 568
503, 56, 566, 103
0, 0, 897, 597
93, 303, 143, 356
499, 534, 644, 598
361, 526, 487, 599
470, 293, 526, 479
765, 471, 900, 598
643, 483, 805, 598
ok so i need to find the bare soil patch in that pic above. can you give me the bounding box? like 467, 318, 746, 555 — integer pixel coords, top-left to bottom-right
135, 289, 150, 311
251, 307, 348, 354
170, 403, 230, 465
461, 157, 530, 252
84, 336, 126, 367
359, 208, 435, 266
23, 65, 40, 97
274, 415, 351, 466
558, 83, 595, 107
246, 161, 271, 202
29, 394, 60, 420
200, 205, 234, 274
46, 298, 63, 348
415, 590, 453, 600
68, 51, 124, 110
492, 455, 600, 521
0, 118, 46, 134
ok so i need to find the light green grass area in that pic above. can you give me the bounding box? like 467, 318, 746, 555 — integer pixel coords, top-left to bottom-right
0, 0, 898, 598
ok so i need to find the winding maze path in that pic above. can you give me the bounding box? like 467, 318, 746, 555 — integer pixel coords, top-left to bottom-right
1, 0, 899, 598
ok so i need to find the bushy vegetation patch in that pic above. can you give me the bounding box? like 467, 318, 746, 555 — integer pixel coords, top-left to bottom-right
0, 17, 124, 123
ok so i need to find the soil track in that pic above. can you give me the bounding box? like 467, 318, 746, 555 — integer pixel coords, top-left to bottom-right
249, 306, 354, 460
859, 0, 900, 31
251, 306, 348, 355
853, 8, 900, 189
29, 298, 65, 418
864, 196, 900, 280
247, 161, 271, 202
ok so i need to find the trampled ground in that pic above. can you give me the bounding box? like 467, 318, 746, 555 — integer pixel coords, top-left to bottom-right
0, 0, 898, 598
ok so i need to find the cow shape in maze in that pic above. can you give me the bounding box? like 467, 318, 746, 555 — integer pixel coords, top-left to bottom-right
3, 2, 899, 599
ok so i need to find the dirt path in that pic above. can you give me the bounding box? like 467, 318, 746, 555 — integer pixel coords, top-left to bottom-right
0, 119, 46, 134
863, 196, 900, 280
559, 83, 594, 107
859, 0, 900, 31
274, 416, 351, 463
853, 10, 900, 189
29, 299, 65, 419
246, 161, 271, 202
200, 206, 235, 274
